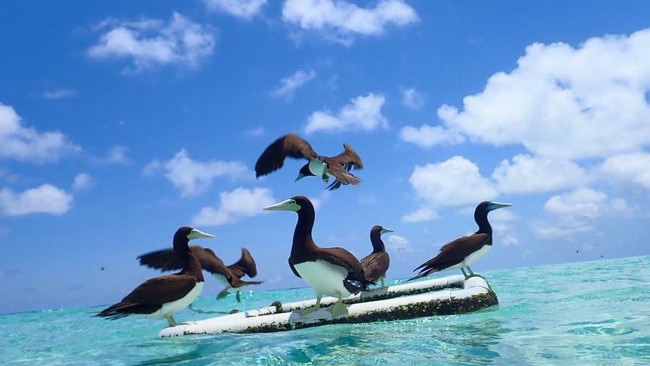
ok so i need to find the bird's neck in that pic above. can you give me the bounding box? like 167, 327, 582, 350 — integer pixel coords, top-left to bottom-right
292, 211, 317, 254
475, 212, 493, 239
182, 251, 204, 281
370, 233, 385, 253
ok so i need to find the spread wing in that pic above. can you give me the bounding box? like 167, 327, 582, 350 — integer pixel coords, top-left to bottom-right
323, 144, 363, 190
255, 133, 318, 177
227, 247, 258, 278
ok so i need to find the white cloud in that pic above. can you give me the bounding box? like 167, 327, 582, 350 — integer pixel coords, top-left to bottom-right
192, 187, 275, 226
386, 234, 413, 252
88, 13, 215, 73
535, 188, 630, 238
402, 206, 438, 223
403, 156, 501, 223
43, 89, 77, 100
72, 173, 94, 191
493, 154, 590, 194
305, 93, 388, 133
0, 102, 80, 163
433, 29, 650, 160
282, 0, 418, 44
106, 146, 128, 164
0, 184, 73, 216
270, 69, 316, 100
399, 124, 465, 148
143, 149, 250, 196
401, 87, 424, 109
204, 0, 267, 19
601, 152, 650, 190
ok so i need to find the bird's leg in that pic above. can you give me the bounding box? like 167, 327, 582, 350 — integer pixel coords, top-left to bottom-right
217, 288, 230, 300
328, 295, 349, 318
236, 291, 242, 303
461, 268, 468, 278
165, 315, 177, 327
295, 295, 322, 317
466, 266, 476, 278
380, 278, 385, 288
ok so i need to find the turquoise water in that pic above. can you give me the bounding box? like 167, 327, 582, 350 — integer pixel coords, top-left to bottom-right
2, 256, 649, 365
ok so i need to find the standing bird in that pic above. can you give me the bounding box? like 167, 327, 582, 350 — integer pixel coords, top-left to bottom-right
137, 246, 262, 303
264, 196, 371, 317
97, 226, 215, 327
409, 201, 512, 281
360, 225, 393, 288
255, 133, 363, 190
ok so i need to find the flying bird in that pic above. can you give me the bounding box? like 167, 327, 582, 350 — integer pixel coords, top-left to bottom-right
137, 246, 262, 303
360, 225, 393, 288
97, 226, 215, 327
409, 201, 512, 281
264, 195, 372, 317
255, 133, 363, 190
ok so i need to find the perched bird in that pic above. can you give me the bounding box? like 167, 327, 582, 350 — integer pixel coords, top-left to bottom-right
97, 226, 215, 327
409, 201, 512, 281
137, 246, 262, 303
264, 195, 371, 317
255, 133, 363, 190
360, 225, 393, 288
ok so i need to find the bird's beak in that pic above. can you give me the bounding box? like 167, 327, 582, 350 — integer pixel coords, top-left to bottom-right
188, 228, 215, 240
294, 173, 305, 182
381, 228, 394, 234
263, 199, 300, 212
489, 202, 513, 211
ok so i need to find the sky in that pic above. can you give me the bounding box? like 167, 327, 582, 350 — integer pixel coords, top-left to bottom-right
1, 0, 650, 315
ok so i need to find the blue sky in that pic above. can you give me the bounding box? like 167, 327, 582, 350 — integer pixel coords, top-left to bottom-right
2, 0, 650, 314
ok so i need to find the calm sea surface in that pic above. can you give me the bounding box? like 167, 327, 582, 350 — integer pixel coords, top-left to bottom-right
2, 255, 649, 365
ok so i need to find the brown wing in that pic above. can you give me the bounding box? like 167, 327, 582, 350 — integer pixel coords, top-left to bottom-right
336, 144, 363, 170
196, 247, 231, 278
137, 247, 188, 271
414, 233, 489, 273
255, 133, 318, 177
322, 144, 363, 189
319, 247, 369, 287
360, 251, 389, 282
122, 274, 198, 305
227, 247, 258, 278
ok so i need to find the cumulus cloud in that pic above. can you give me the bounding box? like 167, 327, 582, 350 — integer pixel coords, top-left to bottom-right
143, 149, 250, 196
403, 156, 499, 223
0, 184, 73, 216
0, 102, 80, 163
192, 187, 275, 226
386, 234, 413, 252
601, 152, 650, 190
399, 124, 465, 148
270, 69, 316, 100
535, 188, 630, 238
88, 12, 215, 73
203, 0, 266, 19
493, 154, 591, 194
431, 29, 650, 159
305, 93, 388, 133
282, 0, 418, 44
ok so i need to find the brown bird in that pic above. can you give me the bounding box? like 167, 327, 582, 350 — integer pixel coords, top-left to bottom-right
255, 133, 363, 190
97, 226, 215, 327
138, 246, 262, 302
360, 225, 393, 288
409, 201, 512, 281
264, 195, 372, 317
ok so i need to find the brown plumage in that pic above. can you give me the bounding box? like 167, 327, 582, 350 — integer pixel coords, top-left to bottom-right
255, 133, 363, 190
360, 225, 393, 288
97, 227, 214, 326
137, 246, 262, 302
409, 201, 512, 281
264, 195, 371, 317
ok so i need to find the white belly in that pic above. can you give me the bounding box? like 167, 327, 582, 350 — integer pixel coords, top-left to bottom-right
445, 245, 491, 270
211, 273, 230, 288
146, 282, 204, 320
294, 260, 354, 299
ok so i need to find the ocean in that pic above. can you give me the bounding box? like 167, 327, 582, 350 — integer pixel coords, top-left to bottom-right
2, 255, 649, 365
